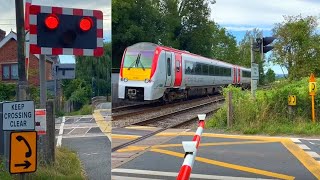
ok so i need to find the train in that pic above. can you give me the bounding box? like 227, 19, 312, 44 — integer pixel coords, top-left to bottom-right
118, 42, 251, 102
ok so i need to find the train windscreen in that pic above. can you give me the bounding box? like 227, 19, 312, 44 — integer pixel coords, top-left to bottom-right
123, 50, 154, 69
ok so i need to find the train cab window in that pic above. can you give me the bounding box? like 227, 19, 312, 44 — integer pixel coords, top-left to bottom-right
185, 61, 194, 74
202, 64, 208, 75
167, 58, 171, 76
176, 60, 180, 72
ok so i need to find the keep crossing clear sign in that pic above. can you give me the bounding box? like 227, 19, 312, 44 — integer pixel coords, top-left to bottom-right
2, 101, 35, 130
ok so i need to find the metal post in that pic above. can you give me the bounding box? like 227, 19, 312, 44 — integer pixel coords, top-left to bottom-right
40, 55, 47, 108
227, 91, 233, 127
46, 100, 55, 164
250, 38, 256, 98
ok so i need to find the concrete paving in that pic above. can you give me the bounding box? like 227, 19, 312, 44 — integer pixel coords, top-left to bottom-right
55, 111, 111, 180
112, 129, 320, 180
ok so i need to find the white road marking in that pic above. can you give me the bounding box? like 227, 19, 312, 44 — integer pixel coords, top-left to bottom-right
298, 144, 311, 150
112, 176, 163, 180
306, 151, 320, 158
290, 138, 301, 143
60, 134, 107, 139
111, 169, 276, 180
56, 116, 65, 147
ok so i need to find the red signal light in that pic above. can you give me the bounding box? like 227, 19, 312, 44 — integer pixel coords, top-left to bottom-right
45, 14, 59, 30
79, 17, 92, 32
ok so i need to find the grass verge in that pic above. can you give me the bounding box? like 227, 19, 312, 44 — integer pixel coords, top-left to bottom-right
65, 104, 93, 116
0, 147, 85, 180
206, 80, 320, 136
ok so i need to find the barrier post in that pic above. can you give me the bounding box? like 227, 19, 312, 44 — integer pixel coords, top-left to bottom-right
177, 114, 206, 180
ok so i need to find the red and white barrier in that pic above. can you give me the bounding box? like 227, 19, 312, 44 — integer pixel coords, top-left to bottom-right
177, 114, 206, 180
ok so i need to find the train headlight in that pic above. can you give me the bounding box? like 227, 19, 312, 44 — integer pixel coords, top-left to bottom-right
144, 79, 151, 83
124, 78, 128, 82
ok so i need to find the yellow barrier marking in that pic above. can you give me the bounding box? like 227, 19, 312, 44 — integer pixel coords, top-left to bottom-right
111, 134, 141, 140
151, 148, 294, 180
156, 132, 282, 141
281, 139, 320, 179
152, 140, 277, 148
93, 110, 112, 140
116, 146, 148, 153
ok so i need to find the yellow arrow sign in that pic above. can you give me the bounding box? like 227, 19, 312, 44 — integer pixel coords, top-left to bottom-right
288, 95, 296, 106
10, 131, 37, 174
309, 82, 317, 95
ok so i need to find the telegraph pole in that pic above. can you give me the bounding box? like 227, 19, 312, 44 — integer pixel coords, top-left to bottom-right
250, 38, 256, 98
16, 0, 28, 101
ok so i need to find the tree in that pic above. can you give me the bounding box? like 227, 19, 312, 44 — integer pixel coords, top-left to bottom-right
62, 43, 111, 109
271, 15, 320, 79
265, 69, 276, 83
112, 0, 163, 68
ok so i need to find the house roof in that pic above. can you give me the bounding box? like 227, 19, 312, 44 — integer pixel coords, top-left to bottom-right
0, 31, 59, 64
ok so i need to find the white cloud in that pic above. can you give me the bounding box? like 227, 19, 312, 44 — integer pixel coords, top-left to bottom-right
211, 0, 320, 31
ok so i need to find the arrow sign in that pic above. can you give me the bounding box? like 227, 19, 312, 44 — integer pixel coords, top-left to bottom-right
15, 160, 31, 169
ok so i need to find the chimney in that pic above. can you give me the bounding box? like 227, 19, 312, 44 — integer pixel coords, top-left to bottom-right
0, 29, 6, 42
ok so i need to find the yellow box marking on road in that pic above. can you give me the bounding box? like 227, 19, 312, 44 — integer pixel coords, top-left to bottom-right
116, 146, 148, 153
111, 134, 141, 140
156, 132, 282, 141
151, 148, 295, 180
282, 139, 320, 179
152, 140, 277, 149
93, 110, 112, 140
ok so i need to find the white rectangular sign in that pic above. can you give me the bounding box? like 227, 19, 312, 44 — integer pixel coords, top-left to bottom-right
53, 64, 76, 80
35, 109, 46, 135
2, 101, 35, 130
251, 63, 259, 80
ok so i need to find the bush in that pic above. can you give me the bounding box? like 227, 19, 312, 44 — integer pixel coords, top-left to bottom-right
207, 78, 320, 135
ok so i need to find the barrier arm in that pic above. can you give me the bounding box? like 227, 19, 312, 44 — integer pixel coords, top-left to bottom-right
177, 114, 206, 180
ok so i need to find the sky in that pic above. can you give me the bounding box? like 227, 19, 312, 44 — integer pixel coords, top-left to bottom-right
210, 0, 320, 74
0, 0, 111, 64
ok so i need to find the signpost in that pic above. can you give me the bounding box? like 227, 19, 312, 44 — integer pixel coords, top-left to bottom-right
35, 109, 46, 135
2, 101, 35, 131
10, 131, 37, 174
309, 73, 317, 123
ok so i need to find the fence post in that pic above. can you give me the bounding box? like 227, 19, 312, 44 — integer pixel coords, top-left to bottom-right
177, 114, 206, 180
227, 91, 233, 127
45, 100, 55, 164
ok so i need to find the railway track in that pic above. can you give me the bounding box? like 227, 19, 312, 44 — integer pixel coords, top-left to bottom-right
112, 94, 222, 120
111, 96, 224, 152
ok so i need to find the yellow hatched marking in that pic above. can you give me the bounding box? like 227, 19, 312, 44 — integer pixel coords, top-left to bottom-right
281, 139, 320, 179
93, 110, 112, 140
111, 134, 141, 140
151, 148, 294, 180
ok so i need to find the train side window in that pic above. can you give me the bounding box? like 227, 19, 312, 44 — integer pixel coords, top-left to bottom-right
209, 65, 214, 76
176, 60, 180, 72
202, 64, 208, 75
195, 63, 202, 75
167, 58, 171, 76
185, 61, 194, 74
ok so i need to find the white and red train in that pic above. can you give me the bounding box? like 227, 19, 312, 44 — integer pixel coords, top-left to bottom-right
118, 42, 251, 102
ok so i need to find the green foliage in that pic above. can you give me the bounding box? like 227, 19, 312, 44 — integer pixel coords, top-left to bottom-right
265, 69, 276, 84
29, 147, 85, 179
112, 0, 238, 69
62, 43, 111, 110
66, 104, 93, 116
0, 157, 11, 180
0, 83, 16, 101
207, 78, 320, 135
271, 15, 320, 79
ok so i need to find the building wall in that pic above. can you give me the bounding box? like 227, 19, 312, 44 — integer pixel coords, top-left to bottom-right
0, 39, 53, 86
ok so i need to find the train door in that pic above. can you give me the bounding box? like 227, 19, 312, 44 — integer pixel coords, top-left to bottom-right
174, 53, 182, 87
233, 66, 237, 84
238, 67, 241, 84
165, 51, 173, 87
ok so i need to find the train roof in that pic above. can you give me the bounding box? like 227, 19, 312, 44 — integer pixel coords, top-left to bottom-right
127, 42, 251, 71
